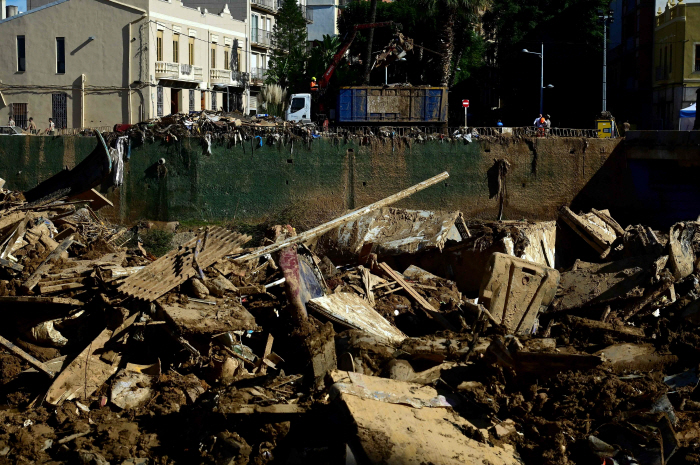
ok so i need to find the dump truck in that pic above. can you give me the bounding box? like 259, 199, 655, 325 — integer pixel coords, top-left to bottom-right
285, 22, 448, 126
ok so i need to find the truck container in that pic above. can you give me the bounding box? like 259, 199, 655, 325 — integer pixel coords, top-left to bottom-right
336, 86, 448, 124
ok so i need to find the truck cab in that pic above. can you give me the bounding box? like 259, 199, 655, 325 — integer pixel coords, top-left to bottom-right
285, 93, 312, 123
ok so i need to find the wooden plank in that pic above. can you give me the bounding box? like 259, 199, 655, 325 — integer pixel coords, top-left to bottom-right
0, 334, 56, 377
307, 293, 407, 345
67, 188, 113, 211
258, 333, 275, 375
20, 238, 74, 293
0, 296, 83, 306
235, 172, 450, 263
38, 282, 86, 294
0, 257, 23, 272
377, 262, 436, 312
559, 207, 610, 254
591, 208, 625, 236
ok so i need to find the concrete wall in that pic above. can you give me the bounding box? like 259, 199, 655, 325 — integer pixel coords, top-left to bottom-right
0, 135, 632, 229
306, 4, 336, 42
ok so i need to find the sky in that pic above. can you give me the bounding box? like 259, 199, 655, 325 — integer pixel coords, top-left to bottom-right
7, 0, 27, 13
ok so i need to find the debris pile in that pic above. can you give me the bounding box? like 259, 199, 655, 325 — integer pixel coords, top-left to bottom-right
3, 166, 700, 464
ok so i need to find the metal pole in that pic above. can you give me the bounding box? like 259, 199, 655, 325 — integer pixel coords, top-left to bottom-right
385, 67, 388, 86
603, 19, 607, 112
540, 42, 544, 115
464, 106, 467, 128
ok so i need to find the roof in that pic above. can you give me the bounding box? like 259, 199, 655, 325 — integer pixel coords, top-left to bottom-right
0, 0, 71, 25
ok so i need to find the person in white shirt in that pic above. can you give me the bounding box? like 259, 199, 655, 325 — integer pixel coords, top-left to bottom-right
45, 118, 55, 134
8, 117, 15, 127
533, 114, 542, 127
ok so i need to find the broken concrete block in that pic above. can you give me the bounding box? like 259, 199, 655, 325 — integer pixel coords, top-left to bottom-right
205, 275, 237, 297
110, 370, 153, 410
490, 419, 517, 439
559, 207, 617, 256
160, 301, 258, 338
479, 253, 560, 334
328, 370, 522, 465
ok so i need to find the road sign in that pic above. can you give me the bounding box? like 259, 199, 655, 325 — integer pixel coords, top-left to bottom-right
462, 99, 470, 108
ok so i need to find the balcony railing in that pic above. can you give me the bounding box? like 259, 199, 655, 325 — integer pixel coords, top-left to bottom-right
251, 67, 267, 83
210, 69, 231, 84
252, 0, 276, 11
155, 61, 179, 79
251, 28, 272, 47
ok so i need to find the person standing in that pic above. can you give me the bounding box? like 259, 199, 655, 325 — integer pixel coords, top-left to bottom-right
45, 118, 55, 134
27, 117, 37, 134
545, 114, 552, 134
623, 120, 630, 135
8, 116, 15, 127
533, 114, 542, 127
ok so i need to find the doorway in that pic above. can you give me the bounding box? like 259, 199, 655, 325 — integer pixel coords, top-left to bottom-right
171, 89, 180, 114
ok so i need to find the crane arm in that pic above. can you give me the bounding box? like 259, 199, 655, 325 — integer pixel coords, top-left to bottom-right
318, 21, 398, 89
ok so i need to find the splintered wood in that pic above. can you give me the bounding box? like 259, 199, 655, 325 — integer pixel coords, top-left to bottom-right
119, 227, 250, 302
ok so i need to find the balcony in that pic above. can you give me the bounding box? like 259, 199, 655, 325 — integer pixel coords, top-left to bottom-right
251, 28, 272, 48
210, 68, 248, 86
250, 67, 267, 84
252, 0, 276, 12
156, 61, 204, 83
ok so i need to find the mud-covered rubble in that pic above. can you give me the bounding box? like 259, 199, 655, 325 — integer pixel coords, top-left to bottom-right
4, 171, 700, 464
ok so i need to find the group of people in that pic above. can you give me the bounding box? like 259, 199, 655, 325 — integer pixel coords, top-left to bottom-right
533, 114, 551, 134
7, 116, 54, 135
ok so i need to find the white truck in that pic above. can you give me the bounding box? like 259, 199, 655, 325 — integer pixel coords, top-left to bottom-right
285, 93, 313, 123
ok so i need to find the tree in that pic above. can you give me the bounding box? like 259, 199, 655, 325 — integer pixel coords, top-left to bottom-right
267, 0, 308, 91
419, 0, 487, 87
362, 0, 378, 84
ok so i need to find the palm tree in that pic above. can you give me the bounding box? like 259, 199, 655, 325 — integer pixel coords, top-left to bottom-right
362, 0, 379, 84
422, 0, 486, 87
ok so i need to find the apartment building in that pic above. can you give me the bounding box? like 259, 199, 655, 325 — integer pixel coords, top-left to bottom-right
0, 0, 248, 129
182, 0, 312, 111
652, 0, 700, 129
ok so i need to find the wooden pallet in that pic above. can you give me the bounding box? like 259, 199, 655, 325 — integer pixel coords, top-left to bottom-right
118, 227, 250, 302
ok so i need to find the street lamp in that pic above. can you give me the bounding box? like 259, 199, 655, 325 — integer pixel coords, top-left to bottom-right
598, 9, 614, 112
522, 44, 553, 115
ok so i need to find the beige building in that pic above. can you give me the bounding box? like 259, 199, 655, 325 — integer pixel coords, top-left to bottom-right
0, 0, 249, 130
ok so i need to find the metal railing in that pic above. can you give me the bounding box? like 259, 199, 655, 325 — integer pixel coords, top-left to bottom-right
251, 67, 267, 82
53, 126, 112, 136
251, 28, 271, 47
252, 0, 276, 11
320, 125, 602, 138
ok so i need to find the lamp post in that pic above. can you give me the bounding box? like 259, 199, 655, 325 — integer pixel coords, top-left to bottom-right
598, 10, 615, 113
522, 43, 554, 115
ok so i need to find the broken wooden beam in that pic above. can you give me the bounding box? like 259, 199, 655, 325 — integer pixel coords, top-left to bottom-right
235, 172, 450, 263
567, 315, 645, 340
20, 238, 74, 293
0, 296, 83, 306
0, 257, 23, 272
0, 334, 55, 377
591, 208, 625, 236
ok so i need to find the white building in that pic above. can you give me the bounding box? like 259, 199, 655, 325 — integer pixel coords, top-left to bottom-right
0, 0, 249, 129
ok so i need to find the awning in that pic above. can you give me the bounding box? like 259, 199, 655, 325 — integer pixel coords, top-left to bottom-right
680, 103, 696, 118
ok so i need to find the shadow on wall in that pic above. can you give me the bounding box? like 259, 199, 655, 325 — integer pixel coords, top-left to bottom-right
570, 140, 700, 230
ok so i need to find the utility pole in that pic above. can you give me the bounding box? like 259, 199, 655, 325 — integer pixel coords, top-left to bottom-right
598, 10, 614, 112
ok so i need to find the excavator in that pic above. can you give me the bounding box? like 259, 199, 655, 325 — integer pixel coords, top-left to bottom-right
285, 21, 410, 124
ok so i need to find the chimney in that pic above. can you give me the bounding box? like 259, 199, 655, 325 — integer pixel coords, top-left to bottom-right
6, 5, 18, 17
1, 0, 5, 19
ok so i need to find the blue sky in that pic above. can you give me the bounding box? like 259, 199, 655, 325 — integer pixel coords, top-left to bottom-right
7, 0, 27, 13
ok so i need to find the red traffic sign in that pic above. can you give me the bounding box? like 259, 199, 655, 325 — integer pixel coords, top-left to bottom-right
462, 99, 470, 108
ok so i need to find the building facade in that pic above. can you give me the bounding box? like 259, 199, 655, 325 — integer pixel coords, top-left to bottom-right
653, 0, 700, 129
306, 0, 341, 42
0, 0, 249, 130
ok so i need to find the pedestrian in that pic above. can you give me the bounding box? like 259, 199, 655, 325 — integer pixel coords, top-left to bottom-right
545, 114, 552, 133
27, 117, 37, 134
496, 120, 504, 127
533, 114, 542, 127
45, 118, 55, 134
623, 120, 630, 135
8, 116, 15, 127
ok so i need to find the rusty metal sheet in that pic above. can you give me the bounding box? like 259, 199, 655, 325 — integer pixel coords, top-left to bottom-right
119, 227, 250, 302
316, 208, 468, 258
307, 293, 407, 345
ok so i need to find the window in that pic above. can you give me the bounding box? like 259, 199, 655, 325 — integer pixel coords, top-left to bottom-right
201, 90, 206, 110
696, 45, 700, 71
251, 14, 258, 42
189, 89, 195, 112
56, 37, 65, 74
17, 36, 25, 72
237, 49, 241, 71
157, 86, 163, 117
211, 92, 217, 110
157, 30, 163, 61
290, 97, 305, 113
52, 93, 67, 129
224, 47, 230, 70
11, 103, 28, 128
663, 46, 667, 76
173, 34, 179, 63
189, 37, 195, 65
266, 17, 271, 33
669, 45, 672, 75
211, 44, 216, 69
